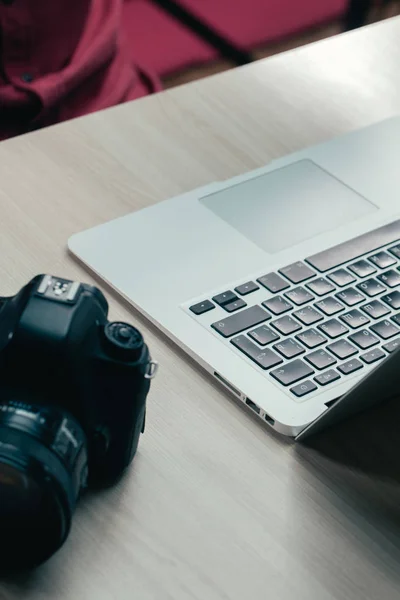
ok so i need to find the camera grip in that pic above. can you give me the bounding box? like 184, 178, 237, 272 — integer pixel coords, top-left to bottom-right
89, 355, 151, 487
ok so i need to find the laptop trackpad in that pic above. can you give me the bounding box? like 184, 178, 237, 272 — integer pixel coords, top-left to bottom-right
199, 160, 377, 254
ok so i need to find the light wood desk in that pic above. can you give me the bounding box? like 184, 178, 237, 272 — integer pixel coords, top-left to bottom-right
1, 15, 400, 600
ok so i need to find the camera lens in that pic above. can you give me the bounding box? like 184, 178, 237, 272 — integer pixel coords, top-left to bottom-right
0, 402, 88, 571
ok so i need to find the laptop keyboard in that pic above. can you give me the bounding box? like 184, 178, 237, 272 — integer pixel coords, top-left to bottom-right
188, 220, 400, 399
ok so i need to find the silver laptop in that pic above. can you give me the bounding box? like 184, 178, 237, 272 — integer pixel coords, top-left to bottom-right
68, 116, 400, 438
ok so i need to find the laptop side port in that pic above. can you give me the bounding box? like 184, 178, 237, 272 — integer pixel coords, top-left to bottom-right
245, 398, 275, 426
213, 372, 241, 397
264, 413, 275, 426
245, 398, 261, 414
213, 373, 276, 427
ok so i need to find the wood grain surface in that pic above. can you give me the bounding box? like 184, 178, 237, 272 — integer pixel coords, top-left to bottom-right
0, 16, 400, 600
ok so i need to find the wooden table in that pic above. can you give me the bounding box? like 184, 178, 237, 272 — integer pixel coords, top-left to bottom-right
1, 15, 400, 600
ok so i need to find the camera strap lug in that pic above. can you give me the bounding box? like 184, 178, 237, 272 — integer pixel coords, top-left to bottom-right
145, 360, 159, 379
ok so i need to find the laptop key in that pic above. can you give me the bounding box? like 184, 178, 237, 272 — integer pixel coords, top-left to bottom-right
383, 338, 400, 353
326, 339, 358, 359
270, 359, 314, 386
231, 336, 283, 369
290, 380, 317, 397
284, 287, 314, 306
340, 309, 370, 329
305, 349, 337, 370
292, 306, 323, 326
356, 278, 386, 297
190, 300, 215, 315
318, 318, 349, 338
337, 359, 363, 375
257, 273, 290, 293
235, 281, 259, 296
335, 288, 365, 307
212, 305, 270, 338
273, 338, 305, 359
391, 314, 400, 326
306, 220, 400, 272
248, 325, 279, 346
369, 251, 397, 269
314, 369, 341, 386
212, 291, 237, 306
360, 348, 386, 364
315, 296, 345, 316
389, 243, 400, 259
262, 296, 292, 315
224, 299, 247, 313
270, 316, 302, 336
360, 300, 390, 319
327, 269, 356, 287
296, 328, 327, 349
377, 269, 400, 288
278, 262, 316, 284
348, 329, 379, 350
370, 319, 400, 340
348, 260, 377, 278
381, 290, 400, 310
306, 278, 335, 296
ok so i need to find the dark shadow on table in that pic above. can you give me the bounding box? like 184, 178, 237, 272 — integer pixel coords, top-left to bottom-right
296, 394, 400, 556
290, 394, 400, 595
298, 392, 400, 484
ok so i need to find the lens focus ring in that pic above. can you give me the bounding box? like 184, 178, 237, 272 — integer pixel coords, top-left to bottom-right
0, 402, 88, 570
0, 402, 87, 473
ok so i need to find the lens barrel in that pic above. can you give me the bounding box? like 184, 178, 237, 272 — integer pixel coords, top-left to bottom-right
0, 402, 88, 571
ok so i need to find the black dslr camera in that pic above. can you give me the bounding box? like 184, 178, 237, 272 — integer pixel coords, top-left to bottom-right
0, 275, 157, 571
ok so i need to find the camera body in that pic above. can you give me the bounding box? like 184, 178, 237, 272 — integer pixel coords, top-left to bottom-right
0, 274, 156, 487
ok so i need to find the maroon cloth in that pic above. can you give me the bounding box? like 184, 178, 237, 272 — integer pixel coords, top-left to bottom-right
0, 0, 161, 140
124, 0, 347, 77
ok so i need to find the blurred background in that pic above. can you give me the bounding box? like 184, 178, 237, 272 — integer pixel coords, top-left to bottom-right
122, 0, 400, 88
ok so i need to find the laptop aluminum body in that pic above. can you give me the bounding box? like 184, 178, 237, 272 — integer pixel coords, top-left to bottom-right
69, 117, 400, 437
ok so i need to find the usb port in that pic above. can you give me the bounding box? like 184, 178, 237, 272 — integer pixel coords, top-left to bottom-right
264, 413, 275, 426
245, 398, 261, 414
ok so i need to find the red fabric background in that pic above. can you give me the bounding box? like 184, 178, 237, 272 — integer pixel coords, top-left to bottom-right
123, 0, 348, 76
